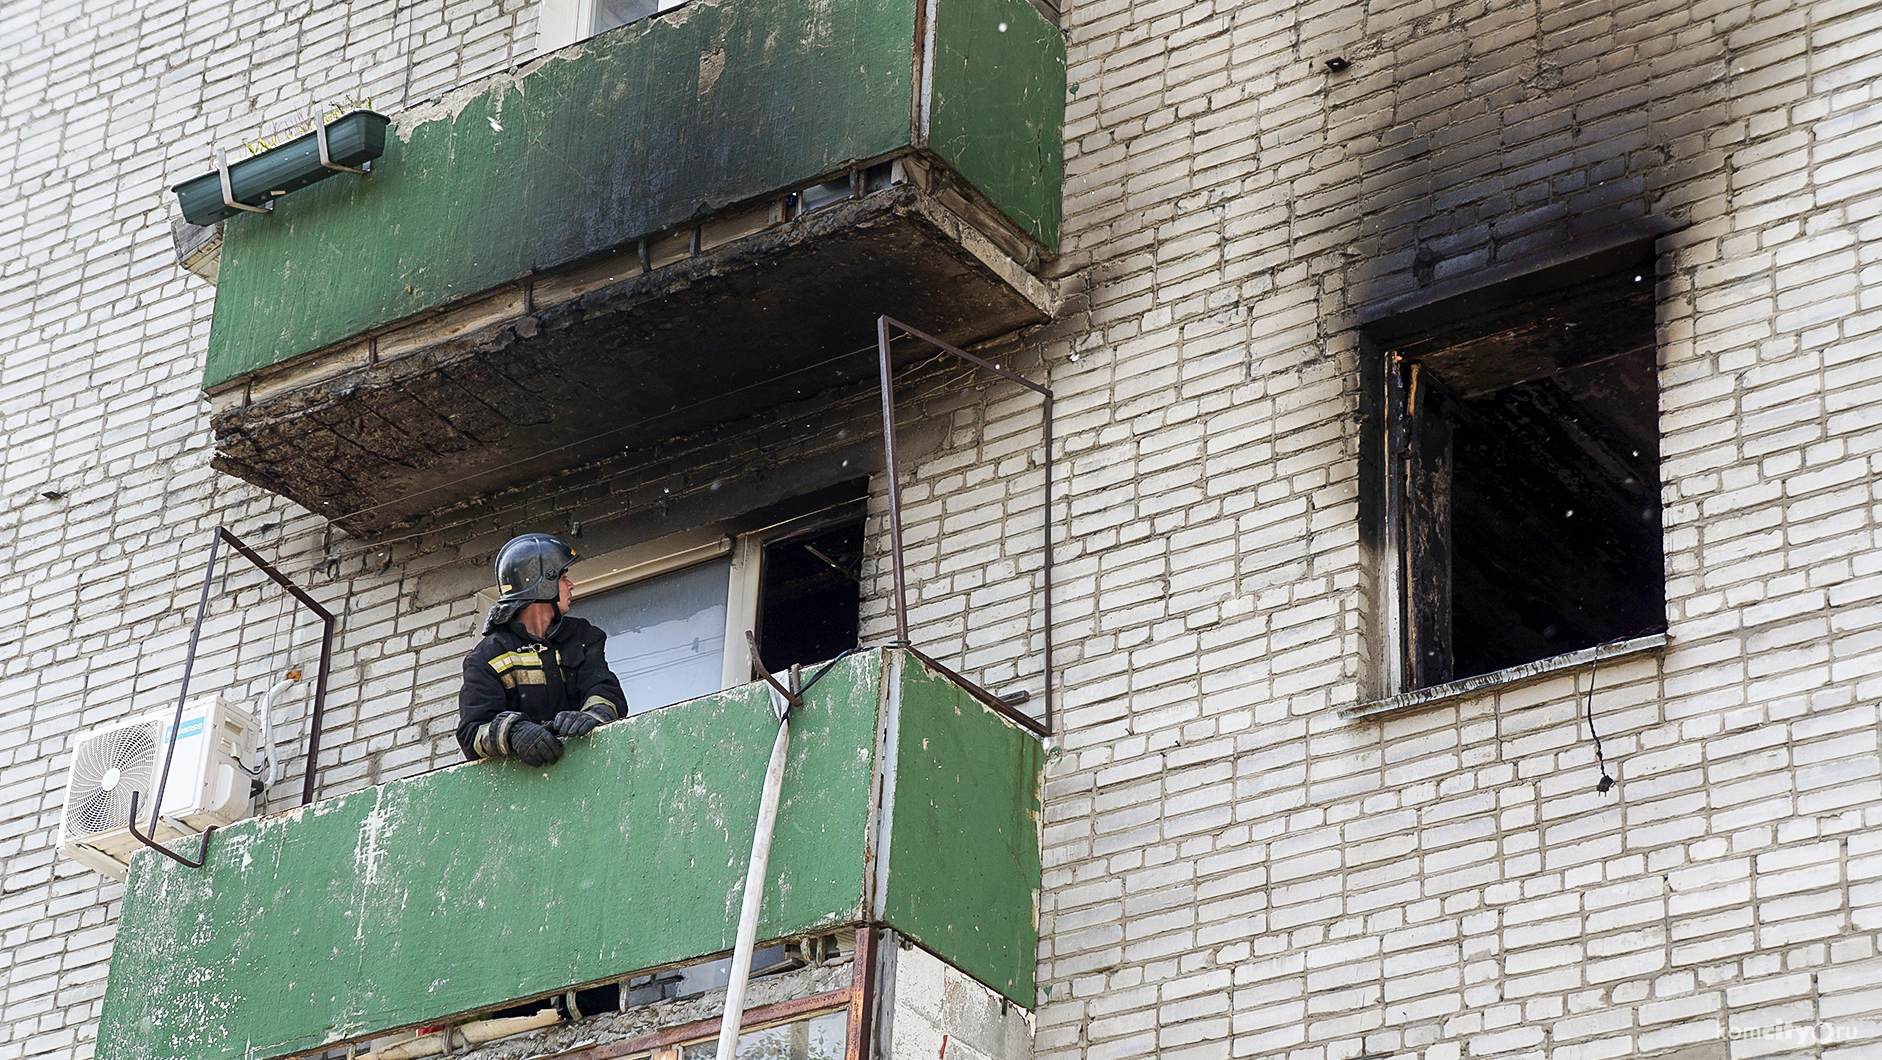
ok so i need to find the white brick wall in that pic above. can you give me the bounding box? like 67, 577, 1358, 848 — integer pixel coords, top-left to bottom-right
0, 0, 538, 1054
6, 0, 1882, 1057
1012, 0, 1882, 1058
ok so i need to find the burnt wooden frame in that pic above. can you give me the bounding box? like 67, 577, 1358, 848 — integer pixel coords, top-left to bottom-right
1361, 238, 1667, 697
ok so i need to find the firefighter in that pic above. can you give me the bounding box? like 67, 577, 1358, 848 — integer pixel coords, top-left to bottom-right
456, 533, 628, 766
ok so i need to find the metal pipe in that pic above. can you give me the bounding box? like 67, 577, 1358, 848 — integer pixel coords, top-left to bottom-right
257, 674, 302, 788
714, 667, 798, 1060
303, 606, 335, 806
876, 316, 911, 646
844, 927, 879, 1060
873, 315, 1055, 732
1041, 390, 1054, 734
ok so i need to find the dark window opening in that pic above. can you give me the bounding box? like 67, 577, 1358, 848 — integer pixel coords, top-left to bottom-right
1375, 250, 1666, 691
755, 517, 864, 673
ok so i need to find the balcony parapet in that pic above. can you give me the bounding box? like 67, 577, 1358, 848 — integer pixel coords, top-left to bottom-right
97, 649, 1042, 1060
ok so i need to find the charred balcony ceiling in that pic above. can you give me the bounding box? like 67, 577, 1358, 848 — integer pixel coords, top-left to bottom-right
200, 0, 1064, 536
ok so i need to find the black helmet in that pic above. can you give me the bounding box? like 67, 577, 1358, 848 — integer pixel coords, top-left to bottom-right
484, 533, 580, 632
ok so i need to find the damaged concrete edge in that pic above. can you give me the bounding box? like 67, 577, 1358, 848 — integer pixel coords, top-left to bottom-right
1341, 632, 1670, 721
391, 34, 596, 141
365, 960, 853, 1060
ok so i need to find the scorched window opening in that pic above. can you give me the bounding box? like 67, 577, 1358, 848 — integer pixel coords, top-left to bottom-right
1375, 250, 1668, 694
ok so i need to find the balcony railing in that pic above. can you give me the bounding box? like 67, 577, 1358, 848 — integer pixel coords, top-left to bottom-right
96, 649, 1042, 1060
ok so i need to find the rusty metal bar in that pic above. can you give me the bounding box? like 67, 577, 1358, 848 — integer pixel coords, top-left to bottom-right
874, 315, 1055, 734
881, 316, 1052, 399
744, 631, 805, 715
213, 527, 337, 806
875, 316, 911, 646
127, 527, 337, 870
126, 790, 214, 869
845, 926, 879, 1060
903, 645, 1050, 737
127, 528, 226, 867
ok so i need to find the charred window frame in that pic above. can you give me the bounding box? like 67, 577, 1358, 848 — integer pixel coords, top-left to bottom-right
1361, 243, 1668, 695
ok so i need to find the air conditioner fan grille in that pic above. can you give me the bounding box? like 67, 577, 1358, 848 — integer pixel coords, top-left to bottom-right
65, 724, 158, 837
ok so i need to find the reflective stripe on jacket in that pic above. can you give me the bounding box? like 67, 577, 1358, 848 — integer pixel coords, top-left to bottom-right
456, 615, 627, 760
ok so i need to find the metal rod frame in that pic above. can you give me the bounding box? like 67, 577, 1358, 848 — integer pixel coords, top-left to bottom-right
875, 315, 1055, 736
128, 527, 336, 869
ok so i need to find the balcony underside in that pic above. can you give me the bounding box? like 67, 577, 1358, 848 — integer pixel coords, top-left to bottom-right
208, 187, 1051, 536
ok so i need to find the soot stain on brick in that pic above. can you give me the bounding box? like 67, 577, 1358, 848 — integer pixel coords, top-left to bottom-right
1333, 2, 1728, 691
1335, 3, 1725, 312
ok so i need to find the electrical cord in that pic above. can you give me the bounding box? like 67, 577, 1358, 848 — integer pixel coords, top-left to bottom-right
795, 647, 868, 697
1586, 651, 1614, 793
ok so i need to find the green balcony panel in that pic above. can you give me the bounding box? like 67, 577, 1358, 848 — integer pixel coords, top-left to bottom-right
202, 0, 1064, 391
927, 0, 1065, 252
96, 649, 1042, 1060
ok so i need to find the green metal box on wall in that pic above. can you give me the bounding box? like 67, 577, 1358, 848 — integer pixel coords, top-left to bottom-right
202, 0, 1065, 390
96, 650, 1043, 1060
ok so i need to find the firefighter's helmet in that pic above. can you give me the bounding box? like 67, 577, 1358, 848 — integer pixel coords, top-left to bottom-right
483, 533, 580, 633
495, 533, 580, 603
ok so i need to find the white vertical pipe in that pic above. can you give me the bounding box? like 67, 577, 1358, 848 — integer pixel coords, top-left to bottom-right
715, 684, 792, 1060
256, 675, 300, 788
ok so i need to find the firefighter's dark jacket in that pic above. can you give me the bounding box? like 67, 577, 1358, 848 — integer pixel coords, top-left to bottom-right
456, 615, 627, 760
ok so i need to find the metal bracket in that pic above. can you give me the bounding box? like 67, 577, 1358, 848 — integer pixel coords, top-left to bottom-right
746, 631, 803, 719
217, 149, 271, 215
316, 112, 370, 175
126, 791, 216, 869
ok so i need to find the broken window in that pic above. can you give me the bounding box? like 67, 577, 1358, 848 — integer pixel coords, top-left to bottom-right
568, 491, 865, 713
534, 0, 685, 53
1366, 246, 1667, 692
755, 519, 864, 674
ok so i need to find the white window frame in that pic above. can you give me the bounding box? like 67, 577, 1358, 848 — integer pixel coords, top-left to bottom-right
481, 500, 863, 697
535, 0, 688, 54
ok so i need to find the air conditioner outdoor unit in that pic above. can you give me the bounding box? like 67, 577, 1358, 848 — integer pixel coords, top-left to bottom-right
58, 695, 260, 880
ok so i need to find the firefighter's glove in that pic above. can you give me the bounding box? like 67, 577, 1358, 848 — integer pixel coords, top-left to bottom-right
550, 699, 620, 739
550, 710, 601, 738
478, 711, 564, 767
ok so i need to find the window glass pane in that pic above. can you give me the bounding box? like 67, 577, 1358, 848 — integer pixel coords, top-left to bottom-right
591, 0, 655, 33
679, 1009, 847, 1060
574, 558, 730, 714
591, 0, 685, 35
